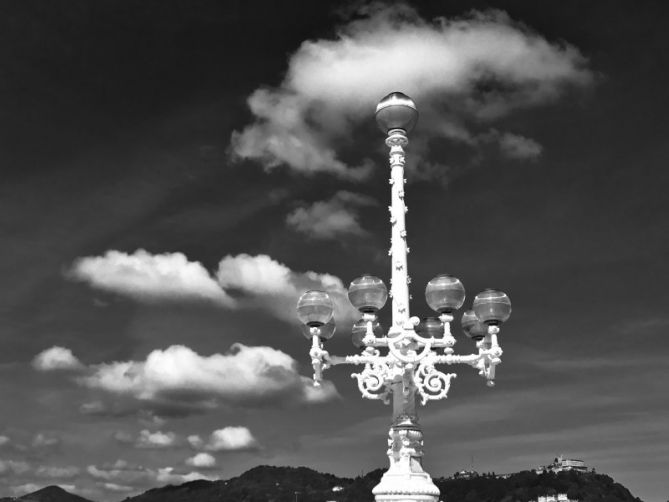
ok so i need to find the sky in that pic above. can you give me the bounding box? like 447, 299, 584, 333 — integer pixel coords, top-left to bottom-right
1, 1, 668, 501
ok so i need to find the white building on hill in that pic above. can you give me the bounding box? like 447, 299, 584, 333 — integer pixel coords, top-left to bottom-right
535, 455, 590, 474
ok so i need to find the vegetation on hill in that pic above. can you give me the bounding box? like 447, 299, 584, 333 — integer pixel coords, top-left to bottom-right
118, 465, 643, 502
1, 466, 644, 502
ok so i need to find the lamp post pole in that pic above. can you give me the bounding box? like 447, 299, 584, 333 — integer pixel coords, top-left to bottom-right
296, 92, 512, 502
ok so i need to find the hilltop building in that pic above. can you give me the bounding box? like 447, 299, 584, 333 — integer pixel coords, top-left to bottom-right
452, 470, 479, 479
536, 494, 573, 502
535, 455, 590, 474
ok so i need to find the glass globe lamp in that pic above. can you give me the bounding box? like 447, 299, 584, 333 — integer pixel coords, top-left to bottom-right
302, 318, 336, 340
351, 319, 383, 348
296, 290, 334, 327
425, 274, 466, 314
461, 310, 488, 341
472, 289, 512, 325
415, 317, 445, 338
375, 92, 418, 134
348, 275, 388, 313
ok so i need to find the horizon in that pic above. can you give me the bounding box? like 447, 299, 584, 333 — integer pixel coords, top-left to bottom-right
1, 2, 668, 502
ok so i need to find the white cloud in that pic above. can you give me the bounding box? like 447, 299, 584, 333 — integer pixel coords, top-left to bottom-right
187, 435, 204, 449
68, 249, 233, 306
102, 483, 135, 493
0, 459, 31, 476
497, 132, 543, 159
286, 191, 376, 240
215, 253, 359, 324
78, 343, 338, 410
10, 483, 40, 496
32, 346, 84, 371
134, 429, 178, 449
32, 432, 60, 448
201, 427, 257, 452
68, 250, 358, 324
87, 459, 217, 489
155, 467, 217, 484
0, 436, 10, 446
35, 465, 81, 479
231, 4, 591, 179
185, 452, 216, 468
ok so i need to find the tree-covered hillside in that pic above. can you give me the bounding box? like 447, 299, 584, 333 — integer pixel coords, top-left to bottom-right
119, 465, 644, 502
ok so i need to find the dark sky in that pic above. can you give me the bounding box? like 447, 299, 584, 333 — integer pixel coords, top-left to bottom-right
1, 1, 668, 501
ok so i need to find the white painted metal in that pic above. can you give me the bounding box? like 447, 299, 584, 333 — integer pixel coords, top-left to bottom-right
305, 97, 506, 502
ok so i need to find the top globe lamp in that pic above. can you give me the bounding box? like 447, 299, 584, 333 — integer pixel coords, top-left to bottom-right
425, 274, 466, 314
348, 275, 388, 314
375, 92, 419, 134
296, 290, 335, 327
472, 289, 512, 325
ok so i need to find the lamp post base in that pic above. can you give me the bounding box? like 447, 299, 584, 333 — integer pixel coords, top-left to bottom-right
372, 416, 440, 502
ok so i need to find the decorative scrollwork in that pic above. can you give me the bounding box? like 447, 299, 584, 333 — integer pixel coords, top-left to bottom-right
414, 362, 457, 405
352, 363, 392, 404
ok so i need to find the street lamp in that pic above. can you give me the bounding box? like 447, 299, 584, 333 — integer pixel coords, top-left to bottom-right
296, 92, 512, 502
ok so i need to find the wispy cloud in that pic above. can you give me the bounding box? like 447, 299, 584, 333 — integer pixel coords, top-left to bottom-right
231, 3, 591, 180
286, 191, 377, 240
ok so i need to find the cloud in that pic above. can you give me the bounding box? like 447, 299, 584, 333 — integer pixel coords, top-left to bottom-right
35, 465, 81, 479
496, 132, 543, 159
68, 250, 359, 324
68, 249, 234, 306
192, 427, 257, 452
215, 253, 359, 324
185, 452, 216, 468
32, 346, 84, 371
10, 483, 41, 496
286, 191, 377, 240
0, 436, 10, 446
87, 459, 217, 489
102, 482, 135, 493
77, 343, 338, 412
0, 459, 31, 476
134, 429, 178, 449
32, 432, 61, 449
230, 4, 591, 180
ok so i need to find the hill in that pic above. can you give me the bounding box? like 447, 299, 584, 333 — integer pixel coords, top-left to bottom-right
120, 466, 643, 502
1, 466, 644, 502
2, 486, 93, 502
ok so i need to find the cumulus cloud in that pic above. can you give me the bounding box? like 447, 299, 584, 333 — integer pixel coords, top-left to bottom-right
134, 430, 178, 449
215, 253, 359, 324
185, 452, 216, 468
286, 191, 377, 240
68, 250, 358, 324
32, 346, 84, 371
77, 343, 338, 411
190, 427, 257, 452
68, 249, 233, 306
230, 3, 591, 180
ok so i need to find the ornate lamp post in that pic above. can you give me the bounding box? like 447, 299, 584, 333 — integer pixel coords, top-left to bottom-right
296, 92, 512, 502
